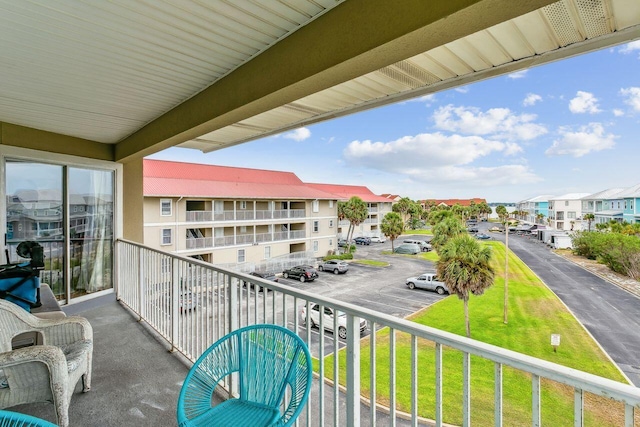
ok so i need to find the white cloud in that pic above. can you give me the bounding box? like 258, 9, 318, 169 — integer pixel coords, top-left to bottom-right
545, 123, 617, 157
619, 41, 640, 55
407, 94, 437, 103
455, 87, 469, 94
432, 105, 547, 141
569, 91, 601, 114
523, 93, 542, 106
282, 127, 311, 141
613, 109, 625, 117
620, 87, 640, 112
508, 70, 528, 79
343, 133, 541, 186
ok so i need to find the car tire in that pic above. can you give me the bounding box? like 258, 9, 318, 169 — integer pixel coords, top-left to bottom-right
436, 287, 445, 295
299, 275, 306, 283
310, 317, 317, 328
333, 269, 339, 275
283, 272, 289, 279
338, 326, 347, 339
408, 282, 415, 290
318, 266, 324, 271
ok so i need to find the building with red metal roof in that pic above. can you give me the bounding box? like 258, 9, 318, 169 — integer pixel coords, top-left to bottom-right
143, 160, 389, 267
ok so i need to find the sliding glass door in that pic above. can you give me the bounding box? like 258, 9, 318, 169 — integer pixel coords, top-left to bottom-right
5, 160, 114, 302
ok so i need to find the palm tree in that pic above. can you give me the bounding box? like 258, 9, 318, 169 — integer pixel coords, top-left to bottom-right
344, 196, 368, 244
431, 217, 466, 252
495, 205, 510, 324
584, 213, 595, 231
436, 234, 495, 338
536, 213, 545, 224
392, 197, 413, 230
381, 212, 403, 250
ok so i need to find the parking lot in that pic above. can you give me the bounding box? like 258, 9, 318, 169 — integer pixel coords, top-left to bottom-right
275, 236, 447, 355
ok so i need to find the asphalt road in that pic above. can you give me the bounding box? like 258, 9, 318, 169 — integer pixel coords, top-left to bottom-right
487, 225, 640, 386
277, 237, 447, 356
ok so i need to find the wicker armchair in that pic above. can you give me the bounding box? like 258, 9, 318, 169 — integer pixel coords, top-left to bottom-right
0, 299, 93, 427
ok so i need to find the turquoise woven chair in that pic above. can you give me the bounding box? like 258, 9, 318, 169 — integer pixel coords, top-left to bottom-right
177, 324, 312, 427
0, 410, 57, 427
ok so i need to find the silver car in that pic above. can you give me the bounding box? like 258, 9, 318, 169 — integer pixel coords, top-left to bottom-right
318, 259, 349, 274
406, 272, 449, 295
301, 303, 367, 339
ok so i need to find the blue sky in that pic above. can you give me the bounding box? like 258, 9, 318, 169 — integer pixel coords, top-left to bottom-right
149, 40, 640, 203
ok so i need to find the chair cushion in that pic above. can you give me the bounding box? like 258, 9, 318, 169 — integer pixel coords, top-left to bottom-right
186, 399, 279, 427
58, 340, 92, 373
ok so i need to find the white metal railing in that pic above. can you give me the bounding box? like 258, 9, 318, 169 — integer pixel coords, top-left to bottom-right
185, 236, 213, 249
115, 239, 640, 426
186, 211, 213, 222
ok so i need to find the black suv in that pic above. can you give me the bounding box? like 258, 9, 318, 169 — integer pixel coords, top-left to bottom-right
282, 265, 318, 282
354, 236, 371, 245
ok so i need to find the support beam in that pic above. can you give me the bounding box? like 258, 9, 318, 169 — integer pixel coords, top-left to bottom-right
115, 0, 556, 162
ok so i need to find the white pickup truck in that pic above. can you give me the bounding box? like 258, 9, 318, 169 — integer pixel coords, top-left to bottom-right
406, 272, 449, 295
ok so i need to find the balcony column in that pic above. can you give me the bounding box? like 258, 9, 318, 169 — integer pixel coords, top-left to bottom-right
122, 158, 144, 243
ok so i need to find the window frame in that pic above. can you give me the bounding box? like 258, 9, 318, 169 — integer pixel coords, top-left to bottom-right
160, 199, 173, 216
313, 220, 319, 233
237, 249, 246, 263
312, 200, 319, 213
161, 228, 172, 245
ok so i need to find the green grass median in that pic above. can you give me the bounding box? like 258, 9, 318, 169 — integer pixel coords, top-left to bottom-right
319, 241, 629, 426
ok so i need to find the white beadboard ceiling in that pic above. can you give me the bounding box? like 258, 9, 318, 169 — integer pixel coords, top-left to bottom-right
1, 0, 639, 152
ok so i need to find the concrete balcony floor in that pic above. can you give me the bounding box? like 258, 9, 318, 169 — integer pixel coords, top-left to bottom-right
8, 295, 418, 426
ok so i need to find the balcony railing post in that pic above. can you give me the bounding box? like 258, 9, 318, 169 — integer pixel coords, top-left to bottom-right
346, 314, 361, 426
228, 274, 239, 397
171, 257, 180, 352
138, 246, 145, 321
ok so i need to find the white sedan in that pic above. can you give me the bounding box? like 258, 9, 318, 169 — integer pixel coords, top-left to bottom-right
370, 235, 386, 243
301, 303, 368, 339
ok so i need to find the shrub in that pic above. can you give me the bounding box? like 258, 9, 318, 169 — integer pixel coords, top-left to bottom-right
323, 253, 353, 261
572, 231, 640, 279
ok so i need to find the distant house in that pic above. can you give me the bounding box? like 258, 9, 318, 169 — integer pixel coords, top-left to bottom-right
580, 188, 625, 226
548, 193, 590, 231
618, 183, 640, 224
516, 195, 554, 224
380, 194, 402, 202
422, 198, 486, 209
306, 184, 393, 238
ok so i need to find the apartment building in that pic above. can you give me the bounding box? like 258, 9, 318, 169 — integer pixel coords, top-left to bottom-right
306, 183, 393, 238
548, 193, 590, 231
580, 188, 625, 226
143, 160, 340, 266
516, 195, 554, 224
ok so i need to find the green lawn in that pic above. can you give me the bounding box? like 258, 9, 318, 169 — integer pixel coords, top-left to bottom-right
320, 241, 629, 426
404, 229, 433, 235
351, 259, 389, 267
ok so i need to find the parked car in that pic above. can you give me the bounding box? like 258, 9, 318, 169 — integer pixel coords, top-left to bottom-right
467, 226, 479, 233
489, 226, 502, 232
475, 233, 491, 240
370, 235, 386, 243
318, 259, 349, 274
282, 265, 318, 282
243, 271, 278, 292
406, 272, 449, 295
337, 238, 348, 247
179, 291, 197, 313
354, 236, 371, 245
393, 243, 420, 255
301, 303, 367, 339
402, 239, 432, 252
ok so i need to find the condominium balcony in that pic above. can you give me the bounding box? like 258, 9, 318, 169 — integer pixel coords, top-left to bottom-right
186, 209, 306, 222
12, 239, 637, 426
185, 230, 306, 249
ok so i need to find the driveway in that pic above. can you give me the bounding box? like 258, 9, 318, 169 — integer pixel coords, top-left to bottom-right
487, 226, 640, 386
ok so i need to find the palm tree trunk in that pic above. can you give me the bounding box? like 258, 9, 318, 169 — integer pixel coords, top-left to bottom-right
504, 228, 509, 324
464, 297, 470, 338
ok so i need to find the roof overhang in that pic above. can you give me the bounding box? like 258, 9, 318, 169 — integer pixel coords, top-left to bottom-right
1, 0, 639, 163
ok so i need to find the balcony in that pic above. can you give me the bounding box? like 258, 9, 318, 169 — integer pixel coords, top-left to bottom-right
9, 239, 640, 426
186, 209, 306, 222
